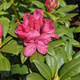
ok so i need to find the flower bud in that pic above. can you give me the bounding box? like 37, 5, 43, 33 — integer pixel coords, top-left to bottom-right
0, 24, 3, 38
45, 0, 58, 12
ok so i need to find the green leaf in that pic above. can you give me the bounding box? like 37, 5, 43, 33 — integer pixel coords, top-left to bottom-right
55, 28, 69, 37
70, 39, 80, 47
72, 74, 80, 80
28, 8, 36, 12
0, 17, 10, 38
34, 61, 52, 80
11, 64, 28, 74
0, 55, 11, 76
62, 36, 80, 47
20, 48, 28, 64
57, 5, 77, 13
48, 40, 65, 48
59, 13, 77, 21
48, 47, 56, 57
73, 51, 80, 59
59, 58, 80, 80
58, 0, 66, 7
27, 72, 45, 80
65, 42, 72, 60
0, 4, 2, 11
0, 44, 22, 55
31, 1, 45, 10
0, 53, 3, 58
8, 21, 17, 38
54, 47, 67, 70
0, 56, 11, 71
45, 12, 57, 20
2, 36, 12, 46
2, 2, 12, 10
46, 54, 57, 77
6, 40, 23, 54
74, 27, 80, 33
30, 51, 44, 63
0, 11, 8, 15
59, 27, 74, 39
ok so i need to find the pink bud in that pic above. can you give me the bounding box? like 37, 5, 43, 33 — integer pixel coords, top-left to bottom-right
45, 0, 58, 12
0, 24, 3, 38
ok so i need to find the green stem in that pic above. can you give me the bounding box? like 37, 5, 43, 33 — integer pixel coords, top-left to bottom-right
10, 0, 19, 21
53, 76, 60, 80
12, 5, 19, 20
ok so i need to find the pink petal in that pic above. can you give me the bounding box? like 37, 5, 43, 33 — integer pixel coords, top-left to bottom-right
42, 23, 49, 33
33, 9, 44, 20
26, 30, 40, 40
24, 39, 35, 46
0, 24, 3, 38
42, 19, 55, 34
37, 41, 49, 55
34, 20, 40, 32
24, 43, 36, 57
50, 33, 59, 39
23, 13, 30, 26
39, 33, 51, 44
24, 38, 28, 46
15, 24, 29, 38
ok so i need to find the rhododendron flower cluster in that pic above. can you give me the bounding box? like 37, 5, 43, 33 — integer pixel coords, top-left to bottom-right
0, 24, 3, 38
45, 0, 58, 12
15, 9, 59, 57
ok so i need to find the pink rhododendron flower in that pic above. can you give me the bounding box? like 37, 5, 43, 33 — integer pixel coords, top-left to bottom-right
45, 0, 58, 12
24, 39, 49, 57
15, 9, 59, 57
33, 9, 44, 19
0, 24, 3, 38
42, 18, 59, 39
15, 24, 30, 38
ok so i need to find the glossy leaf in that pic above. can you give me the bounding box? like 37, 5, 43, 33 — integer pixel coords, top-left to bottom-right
2, 2, 12, 10
74, 27, 80, 33
0, 53, 3, 58
48, 40, 65, 48
45, 12, 57, 20
73, 51, 80, 59
57, 5, 77, 13
11, 64, 28, 74
65, 42, 72, 60
0, 44, 22, 55
34, 60, 52, 80
59, 13, 77, 21
0, 56, 11, 71
54, 47, 67, 70
30, 51, 44, 63
0, 17, 10, 38
27, 73, 45, 80
59, 58, 80, 80
48, 47, 56, 56
72, 74, 80, 80
8, 21, 17, 38
0, 11, 8, 15
46, 54, 57, 77
20, 48, 28, 64
70, 39, 80, 47
58, 0, 66, 7
55, 28, 69, 37
31, 1, 45, 10
62, 36, 80, 47
2, 36, 12, 46
0, 55, 11, 76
